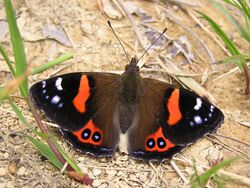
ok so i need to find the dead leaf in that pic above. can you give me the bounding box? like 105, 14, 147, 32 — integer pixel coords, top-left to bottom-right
141, 25, 170, 51
0, 21, 8, 41
167, 35, 195, 63
43, 25, 72, 47
237, 121, 250, 128
102, 0, 123, 19
124, 2, 154, 23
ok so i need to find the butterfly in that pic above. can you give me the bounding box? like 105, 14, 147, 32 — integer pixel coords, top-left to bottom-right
29, 56, 224, 161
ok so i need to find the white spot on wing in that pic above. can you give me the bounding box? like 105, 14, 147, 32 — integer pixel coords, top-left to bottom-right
194, 98, 202, 110
51, 95, 61, 104
210, 105, 215, 112
42, 81, 46, 88
194, 115, 203, 125
57, 103, 64, 108
55, 77, 63, 90
189, 121, 195, 126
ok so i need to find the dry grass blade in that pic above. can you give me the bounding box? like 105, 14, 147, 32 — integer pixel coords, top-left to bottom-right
0, 73, 27, 101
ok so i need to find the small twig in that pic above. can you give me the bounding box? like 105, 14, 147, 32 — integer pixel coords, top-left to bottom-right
80, 163, 180, 173
242, 62, 250, 94
236, 121, 250, 128
149, 162, 169, 186
212, 64, 244, 81
61, 162, 69, 173
170, 159, 187, 183
168, 0, 200, 7
116, 0, 146, 49
214, 133, 250, 148
219, 170, 250, 186
206, 135, 249, 158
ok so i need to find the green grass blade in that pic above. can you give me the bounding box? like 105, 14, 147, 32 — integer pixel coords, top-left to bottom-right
238, 0, 250, 21
190, 157, 238, 187
222, 54, 250, 63
27, 136, 64, 170
4, 0, 28, 97
0, 87, 10, 101
199, 158, 237, 185
8, 99, 31, 128
32, 130, 50, 139
198, 11, 240, 55
213, 174, 226, 188
0, 42, 15, 75
222, 0, 242, 9
198, 11, 243, 69
8, 98, 50, 139
31, 53, 73, 75
211, 0, 250, 42
51, 136, 82, 174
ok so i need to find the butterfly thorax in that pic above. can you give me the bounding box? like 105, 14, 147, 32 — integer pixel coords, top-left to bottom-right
118, 57, 141, 133
121, 56, 141, 104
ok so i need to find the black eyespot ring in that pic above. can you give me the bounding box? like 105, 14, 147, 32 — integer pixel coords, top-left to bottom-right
81, 128, 91, 140
92, 131, 101, 142
157, 137, 166, 149
146, 138, 155, 149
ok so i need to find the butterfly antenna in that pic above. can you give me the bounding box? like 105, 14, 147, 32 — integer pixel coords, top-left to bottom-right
107, 20, 130, 63
138, 28, 167, 62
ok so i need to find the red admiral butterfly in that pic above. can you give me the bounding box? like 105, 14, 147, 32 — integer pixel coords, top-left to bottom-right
29, 56, 224, 161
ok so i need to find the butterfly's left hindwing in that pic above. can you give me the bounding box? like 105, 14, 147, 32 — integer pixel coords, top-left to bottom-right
30, 72, 121, 157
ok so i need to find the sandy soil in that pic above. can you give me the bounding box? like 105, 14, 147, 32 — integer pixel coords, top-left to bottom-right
0, 0, 249, 187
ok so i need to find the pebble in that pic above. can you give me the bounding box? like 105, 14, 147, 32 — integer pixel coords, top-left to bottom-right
106, 169, 117, 176
236, 87, 241, 92
108, 182, 119, 188
6, 181, 14, 188
92, 179, 104, 187
129, 174, 138, 182
139, 172, 148, 182
173, 5, 179, 10
3, 153, 9, 159
98, 183, 108, 188
8, 162, 17, 174
92, 168, 102, 177
0, 167, 6, 176
17, 166, 26, 176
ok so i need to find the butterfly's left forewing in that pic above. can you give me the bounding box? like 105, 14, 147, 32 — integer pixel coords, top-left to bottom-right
30, 72, 121, 157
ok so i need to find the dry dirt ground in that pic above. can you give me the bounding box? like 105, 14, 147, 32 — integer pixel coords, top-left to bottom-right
0, 0, 249, 187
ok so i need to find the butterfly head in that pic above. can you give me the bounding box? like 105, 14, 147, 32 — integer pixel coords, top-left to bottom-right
125, 56, 140, 74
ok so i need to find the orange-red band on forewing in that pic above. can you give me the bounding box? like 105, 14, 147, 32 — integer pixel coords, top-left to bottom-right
167, 89, 182, 126
73, 75, 90, 113
73, 119, 103, 146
